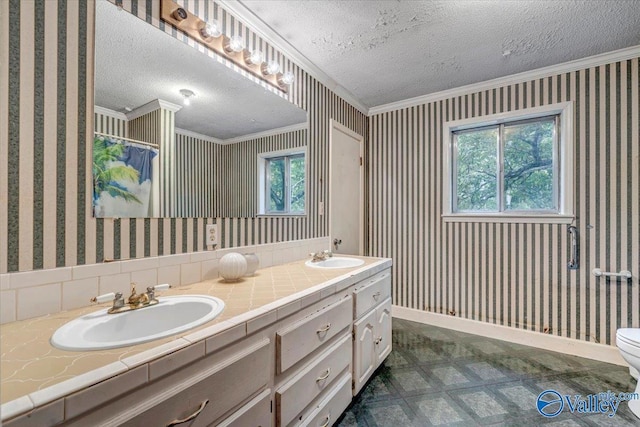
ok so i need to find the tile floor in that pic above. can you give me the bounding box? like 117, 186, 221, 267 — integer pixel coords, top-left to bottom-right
337, 319, 639, 426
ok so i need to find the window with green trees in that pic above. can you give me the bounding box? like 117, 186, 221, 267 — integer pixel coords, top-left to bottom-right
453, 115, 558, 213
264, 152, 305, 214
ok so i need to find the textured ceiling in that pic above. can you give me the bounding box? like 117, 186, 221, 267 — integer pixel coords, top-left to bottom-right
239, 0, 640, 108
95, 1, 306, 140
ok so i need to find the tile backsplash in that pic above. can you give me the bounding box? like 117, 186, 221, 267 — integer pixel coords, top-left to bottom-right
0, 237, 330, 324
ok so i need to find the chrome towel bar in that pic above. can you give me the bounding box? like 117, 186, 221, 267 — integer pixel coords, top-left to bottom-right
592, 269, 632, 279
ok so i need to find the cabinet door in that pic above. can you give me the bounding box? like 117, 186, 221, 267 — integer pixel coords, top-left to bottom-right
374, 298, 392, 365
352, 308, 376, 395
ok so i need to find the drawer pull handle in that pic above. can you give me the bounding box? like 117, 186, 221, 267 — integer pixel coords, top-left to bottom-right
319, 413, 331, 427
374, 337, 382, 345
373, 291, 381, 300
166, 399, 209, 426
316, 367, 331, 382
316, 323, 331, 334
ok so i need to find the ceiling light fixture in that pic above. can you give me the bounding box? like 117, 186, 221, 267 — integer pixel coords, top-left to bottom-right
180, 89, 195, 106
161, 0, 291, 92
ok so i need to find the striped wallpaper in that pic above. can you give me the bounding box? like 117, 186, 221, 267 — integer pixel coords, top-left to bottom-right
175, 131, 221, 218
369, 59, 639, 345
1, 0, 367, 273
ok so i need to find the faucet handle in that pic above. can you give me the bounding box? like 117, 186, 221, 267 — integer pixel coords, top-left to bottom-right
145, 283, 171, 293
90, 292, 122, 304
91, 292, 114, 304
146, 283, 171, 301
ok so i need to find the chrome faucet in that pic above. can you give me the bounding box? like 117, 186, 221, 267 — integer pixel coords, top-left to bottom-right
309, 250, 333, 262
91, 283, 171, 314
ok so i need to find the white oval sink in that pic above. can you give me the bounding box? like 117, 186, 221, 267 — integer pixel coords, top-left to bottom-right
51, 295, 225, 351
305, 257, 365, 269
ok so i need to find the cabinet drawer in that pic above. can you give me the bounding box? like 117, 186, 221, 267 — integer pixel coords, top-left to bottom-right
64, 339, 271, 427
276, 334, 351, 427
299, 372, 352, 427
217, 389, 271, 427
353, 270, 391, 319
277, 296, 352, 373
120, 339, 270, 427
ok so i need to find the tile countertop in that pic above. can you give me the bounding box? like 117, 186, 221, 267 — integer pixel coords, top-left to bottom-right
0, 255, 391, 418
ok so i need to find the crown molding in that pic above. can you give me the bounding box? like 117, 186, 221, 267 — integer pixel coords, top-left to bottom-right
175, 128, 223, 144
125, 99, 183, 121
369, 45, 640, 116
217, 0, 369, 115
221, 122, 307, 145
93, 105, 128, 121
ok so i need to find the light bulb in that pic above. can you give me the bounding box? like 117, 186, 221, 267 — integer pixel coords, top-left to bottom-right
200, 20, 221, 39
262, 60, 280, 76
279, 71, 295, 86
227, 35, 244, 53
179, 89, 195, 106
245, 49, 264, 65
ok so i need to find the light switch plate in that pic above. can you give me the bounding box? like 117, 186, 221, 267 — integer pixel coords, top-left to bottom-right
206, 223, 219, 246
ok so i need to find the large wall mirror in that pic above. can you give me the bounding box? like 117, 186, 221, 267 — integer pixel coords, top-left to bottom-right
93, 0, 308, 218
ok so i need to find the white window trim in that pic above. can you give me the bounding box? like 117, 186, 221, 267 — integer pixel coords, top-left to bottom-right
257, 147, 307, 217
442, 101, 574, 224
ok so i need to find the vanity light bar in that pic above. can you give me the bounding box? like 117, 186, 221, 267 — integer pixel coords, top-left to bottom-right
160, 0, 290, 93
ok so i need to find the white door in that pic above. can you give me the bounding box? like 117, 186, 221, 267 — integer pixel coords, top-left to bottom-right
329, 120, 363, 255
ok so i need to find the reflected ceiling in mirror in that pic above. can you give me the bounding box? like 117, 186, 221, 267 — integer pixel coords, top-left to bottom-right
94, 1, 307, 141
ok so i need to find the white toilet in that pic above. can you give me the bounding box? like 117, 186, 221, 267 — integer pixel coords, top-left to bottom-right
616, 328, 640, 418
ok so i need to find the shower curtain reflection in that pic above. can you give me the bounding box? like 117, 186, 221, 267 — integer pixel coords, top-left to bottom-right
92, 134, 159, 218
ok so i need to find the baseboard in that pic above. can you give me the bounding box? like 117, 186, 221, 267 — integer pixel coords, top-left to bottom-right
392, 305, 627, 366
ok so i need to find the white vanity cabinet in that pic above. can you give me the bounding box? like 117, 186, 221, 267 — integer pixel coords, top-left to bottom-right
272, 267, 392, 426
352, 270, 392, 395
1, 260, 393, 427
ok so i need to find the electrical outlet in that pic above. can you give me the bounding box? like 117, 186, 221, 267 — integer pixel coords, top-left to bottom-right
206, 223, 218, 246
